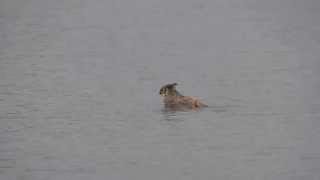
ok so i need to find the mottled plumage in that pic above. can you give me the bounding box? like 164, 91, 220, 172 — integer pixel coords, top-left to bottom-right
159, 83, 208, 110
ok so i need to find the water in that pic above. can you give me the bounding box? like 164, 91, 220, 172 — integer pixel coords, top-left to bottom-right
1, 0, 320, 179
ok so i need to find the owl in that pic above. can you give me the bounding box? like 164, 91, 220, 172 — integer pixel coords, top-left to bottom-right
159, 83, 208, 110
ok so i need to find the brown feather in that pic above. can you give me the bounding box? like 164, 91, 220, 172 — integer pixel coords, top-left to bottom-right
159, 83, 207, 110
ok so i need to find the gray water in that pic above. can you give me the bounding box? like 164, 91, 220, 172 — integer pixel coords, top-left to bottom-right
1, 0, 320, 179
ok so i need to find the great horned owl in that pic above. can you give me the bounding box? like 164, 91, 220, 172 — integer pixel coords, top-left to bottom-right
159, 83, 208, 110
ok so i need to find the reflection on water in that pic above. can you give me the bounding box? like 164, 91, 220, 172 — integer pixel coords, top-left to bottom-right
1, 0, 320, 179
161, 108, 179, 121
160, 108, 193, 121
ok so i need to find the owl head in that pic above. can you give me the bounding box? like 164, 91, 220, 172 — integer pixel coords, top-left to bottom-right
159, 83, 181, 97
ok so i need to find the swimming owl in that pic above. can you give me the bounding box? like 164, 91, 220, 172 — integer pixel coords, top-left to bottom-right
159, 83, 208, 110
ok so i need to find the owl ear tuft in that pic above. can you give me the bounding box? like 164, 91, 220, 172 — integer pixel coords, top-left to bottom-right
167, 83, 178, 88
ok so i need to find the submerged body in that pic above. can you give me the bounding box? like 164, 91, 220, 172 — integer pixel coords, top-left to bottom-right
159, 83, 208, 110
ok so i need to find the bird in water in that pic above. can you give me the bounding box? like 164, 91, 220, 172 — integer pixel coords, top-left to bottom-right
159, 83, 208, 110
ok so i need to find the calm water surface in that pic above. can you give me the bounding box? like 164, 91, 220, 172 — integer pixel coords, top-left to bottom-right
1, 0, 320, 179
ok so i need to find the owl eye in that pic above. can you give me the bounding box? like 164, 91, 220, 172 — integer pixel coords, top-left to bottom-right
159, 87, 166, 95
